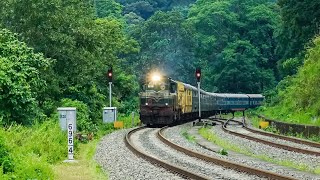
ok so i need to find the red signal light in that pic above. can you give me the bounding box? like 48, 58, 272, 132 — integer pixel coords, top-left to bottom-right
195, 68, 201, 82
107, 68, 113, 82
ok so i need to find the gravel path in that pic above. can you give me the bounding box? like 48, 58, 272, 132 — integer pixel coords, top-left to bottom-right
163, 122, 320, 180
132, 127, 261, 180
95, 129, 184, 180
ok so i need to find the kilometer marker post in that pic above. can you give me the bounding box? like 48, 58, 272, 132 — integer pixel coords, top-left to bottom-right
67, 119, 74, 160
58, 107, 77, 163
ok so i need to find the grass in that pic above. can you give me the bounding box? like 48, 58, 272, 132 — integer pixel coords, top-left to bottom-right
199, 127, 320, 174
53, 140, 107, 180
246, 111, 320, 143
182, 130, 195, 143
0, 120, 66, 179
0, 113, 140, 179
254, 106, 320, 126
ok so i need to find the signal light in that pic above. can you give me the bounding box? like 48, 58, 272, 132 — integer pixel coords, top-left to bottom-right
195, 68, 201, 82
107, 67, 112, 82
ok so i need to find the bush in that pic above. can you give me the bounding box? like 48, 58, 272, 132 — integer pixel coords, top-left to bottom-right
0, 119, 67, 179
13, 154, 54, 179
219, 148, 228, 156
0, 29, 51, 125
0, 137, 14, 174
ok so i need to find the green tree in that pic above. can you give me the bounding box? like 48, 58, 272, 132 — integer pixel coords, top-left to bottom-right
0, 0, 139, 119
94, 0, 123, 18
130, 10, 196, 83
281, 37, 320, 115
118, 0, 196, 20
186, 0, 278, 92
0, 29, 51, 124
215, 40, 275, 93
276, 0, 320, 77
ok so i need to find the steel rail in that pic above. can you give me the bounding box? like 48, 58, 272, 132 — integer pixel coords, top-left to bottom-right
243, 126, 320, 148
125, 126, 210, 180
219, 119, 320, 156
210, 117, 320, 149
158, 126, 297, 180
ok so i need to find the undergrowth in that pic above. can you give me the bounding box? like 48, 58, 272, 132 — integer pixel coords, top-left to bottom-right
246, 111, 320, 143
0, 120, 66, 179
182, 130, 195, 142
0, 112, 140, 179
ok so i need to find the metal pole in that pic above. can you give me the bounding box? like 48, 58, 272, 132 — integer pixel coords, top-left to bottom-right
109, 82, 112, 107
198, 81, 201, 122
131, 112, 135, 127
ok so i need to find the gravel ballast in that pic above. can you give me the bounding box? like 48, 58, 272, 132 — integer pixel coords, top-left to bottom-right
95, 129, 184, 180
132, 128, 262, 180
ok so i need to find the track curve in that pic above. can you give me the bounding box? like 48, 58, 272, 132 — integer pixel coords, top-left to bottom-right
158, 126, 297, 180
125, 126, 210, 180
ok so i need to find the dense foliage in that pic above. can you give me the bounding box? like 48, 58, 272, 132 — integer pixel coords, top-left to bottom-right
0, 29, 51, 124
276, 0, 320, 77
0, 0, 139, 125
0, 0, 317, 124
261, 37, 320, 126
130, 10, 197, 83
0, 120, 66, 179
116, 0, 196, 19
186, 0, 279, 92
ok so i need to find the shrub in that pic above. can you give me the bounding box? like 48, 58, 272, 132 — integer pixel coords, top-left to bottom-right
0, 119, 67, 179
219, 148, 228, 156
0, 29, 51, 125
13, 154, 54, 179
0, 137, 14, 174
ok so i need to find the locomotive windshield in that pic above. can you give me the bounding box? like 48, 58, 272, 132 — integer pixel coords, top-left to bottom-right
146, 81, 168, 91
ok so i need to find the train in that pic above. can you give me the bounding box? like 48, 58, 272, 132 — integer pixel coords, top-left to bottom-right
139, 72, 264, 126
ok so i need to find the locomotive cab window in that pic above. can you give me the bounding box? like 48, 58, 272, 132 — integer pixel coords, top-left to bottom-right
169, 83, 176, 93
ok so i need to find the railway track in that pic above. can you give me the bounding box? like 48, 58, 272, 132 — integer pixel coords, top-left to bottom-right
210, 117, 320, 156
125, 126, 298, 179
158, 126, 296, 180
125, 126, 209, 180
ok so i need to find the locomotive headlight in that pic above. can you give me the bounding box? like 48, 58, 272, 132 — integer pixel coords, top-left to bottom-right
151, 73, 161, 82
165, 103, 168, 106
145, 103, 148, 106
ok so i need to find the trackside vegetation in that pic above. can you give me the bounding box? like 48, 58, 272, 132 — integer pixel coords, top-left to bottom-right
0, 120, 65, 179
259, 37, 320, 126
0, 115, 140, 179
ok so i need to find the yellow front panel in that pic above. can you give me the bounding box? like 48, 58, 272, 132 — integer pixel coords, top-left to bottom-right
185, 89, 192, 113
177, 82, 186, 113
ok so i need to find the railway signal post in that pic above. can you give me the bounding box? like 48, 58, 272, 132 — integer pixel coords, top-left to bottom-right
196, 68, 201, 122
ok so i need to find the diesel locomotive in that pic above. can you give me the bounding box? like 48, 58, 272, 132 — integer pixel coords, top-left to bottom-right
139, 72, 264, 126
